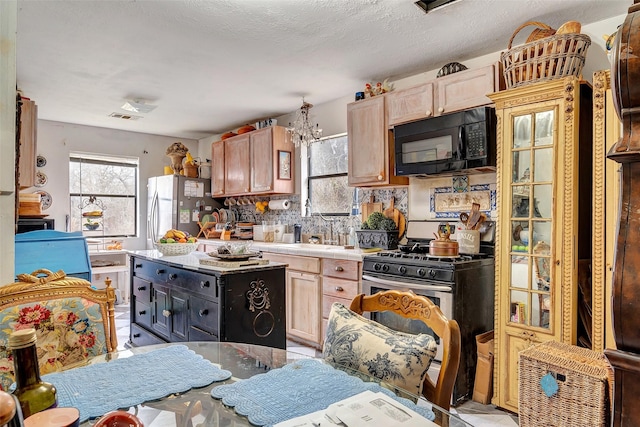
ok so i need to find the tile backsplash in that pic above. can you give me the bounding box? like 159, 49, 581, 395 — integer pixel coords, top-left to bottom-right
226, 188, 408, 241
224, 172, 496, 243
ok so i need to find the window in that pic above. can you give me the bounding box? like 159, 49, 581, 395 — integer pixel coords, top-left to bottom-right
307, 133, 352, 215
69, 152, 138, 237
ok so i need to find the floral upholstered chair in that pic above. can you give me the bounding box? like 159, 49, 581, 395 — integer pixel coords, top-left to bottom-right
0, 269, 117, 390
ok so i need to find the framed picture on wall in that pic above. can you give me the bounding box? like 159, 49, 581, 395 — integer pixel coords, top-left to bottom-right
278, 150, 291, 180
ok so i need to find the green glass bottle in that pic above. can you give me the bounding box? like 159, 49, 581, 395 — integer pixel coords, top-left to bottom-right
9, 328, 57, 418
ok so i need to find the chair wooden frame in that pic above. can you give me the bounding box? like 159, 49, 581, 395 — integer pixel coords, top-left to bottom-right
349, 290, 461, 411
0, 269, 118, 353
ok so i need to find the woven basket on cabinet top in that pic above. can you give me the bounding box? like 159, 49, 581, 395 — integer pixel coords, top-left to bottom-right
155, 242, 199, 256
501, 21, 591, 89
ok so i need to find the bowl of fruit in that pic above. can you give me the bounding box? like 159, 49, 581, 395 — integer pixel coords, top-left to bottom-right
155, 229, 199, 256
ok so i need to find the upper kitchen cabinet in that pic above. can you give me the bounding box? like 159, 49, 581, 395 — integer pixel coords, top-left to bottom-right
347, 95, 408, 187
211, 140, 225, 197
251, 126, 293, 194
386, 63, 502, 127
17, 97, 37, 189
223, 133, 251, 195
489, 77, 592, 413
212, 126, 294, 197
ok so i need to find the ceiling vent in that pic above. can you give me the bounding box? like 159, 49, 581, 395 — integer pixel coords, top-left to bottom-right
109, 112, 143, 120
414, 0, 459, 13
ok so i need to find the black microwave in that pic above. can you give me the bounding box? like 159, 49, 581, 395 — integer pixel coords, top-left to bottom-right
393, 106, 496, 176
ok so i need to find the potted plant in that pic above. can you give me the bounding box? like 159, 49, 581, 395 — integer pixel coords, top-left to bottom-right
356, 212, 399, 250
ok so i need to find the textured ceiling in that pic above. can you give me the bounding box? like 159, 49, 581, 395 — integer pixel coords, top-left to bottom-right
16, 0, 629, 140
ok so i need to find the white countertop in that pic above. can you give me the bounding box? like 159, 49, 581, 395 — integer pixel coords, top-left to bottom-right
196, 240, 372, 262
129, 249, 288, 273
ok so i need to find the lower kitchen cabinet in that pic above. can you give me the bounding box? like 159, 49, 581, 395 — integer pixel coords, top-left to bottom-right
261, 252, 323, 348
321, 259, 361, 344
129, 254, 286, 349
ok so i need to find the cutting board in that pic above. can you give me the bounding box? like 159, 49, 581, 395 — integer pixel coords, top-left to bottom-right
383, 197, 406, 238
361, 195, 382, 222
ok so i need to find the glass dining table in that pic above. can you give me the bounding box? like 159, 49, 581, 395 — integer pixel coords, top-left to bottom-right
54, 342, 472, 427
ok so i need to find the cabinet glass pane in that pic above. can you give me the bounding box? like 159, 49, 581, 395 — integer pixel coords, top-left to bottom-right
512, 151, 531, 183
510, 290, 529, 325
511, 256, 529, 288
513, 194, 530, 218
532, 292, 551, 328
511, 221, 530, 251
513, 115, 531, 149
534, 110, 554, 146
533, 148, 553, 182
531, 221, 552, 248
533, 184, 552, 218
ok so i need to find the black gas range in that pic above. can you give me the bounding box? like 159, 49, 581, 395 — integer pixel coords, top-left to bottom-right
361, 235, 495, 405
363, 249, 494, 285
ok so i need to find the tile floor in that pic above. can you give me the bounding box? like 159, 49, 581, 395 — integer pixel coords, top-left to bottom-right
113, 303, 519, 426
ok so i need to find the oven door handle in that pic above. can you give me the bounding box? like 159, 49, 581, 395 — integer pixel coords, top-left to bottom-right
362, 274, 453, 292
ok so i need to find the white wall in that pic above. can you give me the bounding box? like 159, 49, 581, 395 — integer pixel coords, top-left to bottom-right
27, 120, 198, 250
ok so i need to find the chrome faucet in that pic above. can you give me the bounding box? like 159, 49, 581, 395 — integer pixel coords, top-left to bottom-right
305, 198, 338, 245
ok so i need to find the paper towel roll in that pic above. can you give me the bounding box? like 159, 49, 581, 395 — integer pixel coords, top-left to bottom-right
268, 199, 290, 210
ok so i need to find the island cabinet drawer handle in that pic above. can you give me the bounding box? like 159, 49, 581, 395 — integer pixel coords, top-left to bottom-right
199, 309, 209, 317
133, 333, 141, 338
135, 263, 142, 269
334, 266, 344, 272
168, 273, 177, 280
138, 310, 146, 315
200, 280, 210, 288
156, 269, 165, 275
162, 309, 171, 318
137, 286, 146, 291
335, 286, 344, 292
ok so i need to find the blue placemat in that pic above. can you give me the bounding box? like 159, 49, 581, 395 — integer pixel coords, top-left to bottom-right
210, 359, 435, 426
43, 344, 232, 422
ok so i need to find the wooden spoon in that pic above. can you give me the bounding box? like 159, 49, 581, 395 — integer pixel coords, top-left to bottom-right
467, 203, 481, 229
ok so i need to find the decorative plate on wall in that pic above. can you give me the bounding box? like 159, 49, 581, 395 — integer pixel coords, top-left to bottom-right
35, 171, 48, 187
34, 190, 52, 210
36, 155, 47, 167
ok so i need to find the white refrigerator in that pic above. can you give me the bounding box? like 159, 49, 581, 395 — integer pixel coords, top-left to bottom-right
146, 175, 219, 248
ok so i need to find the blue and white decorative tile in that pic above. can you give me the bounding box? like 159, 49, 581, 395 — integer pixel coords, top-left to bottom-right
452, 175, 469, 193
429, 183, 496, 219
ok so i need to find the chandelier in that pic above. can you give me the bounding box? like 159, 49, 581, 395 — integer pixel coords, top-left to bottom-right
286, 99, 322, 148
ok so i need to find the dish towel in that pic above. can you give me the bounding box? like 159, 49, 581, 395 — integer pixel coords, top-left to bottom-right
43, 344, 232, 422
210, 358, 435, 427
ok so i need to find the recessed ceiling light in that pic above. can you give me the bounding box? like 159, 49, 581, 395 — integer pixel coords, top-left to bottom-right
120, 100, 157, 114
414, 0, 459, 13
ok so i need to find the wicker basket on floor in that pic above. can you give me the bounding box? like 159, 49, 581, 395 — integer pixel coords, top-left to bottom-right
519, 341, 613, 427
501, 21, 591, 89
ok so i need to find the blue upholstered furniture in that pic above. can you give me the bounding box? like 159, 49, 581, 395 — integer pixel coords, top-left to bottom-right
15, 230, 92, 280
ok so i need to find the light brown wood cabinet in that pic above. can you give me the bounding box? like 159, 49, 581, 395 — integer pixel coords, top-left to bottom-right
347, 95, 408, 187
321, 258, 360, 345
211, 126, 294, 197
211, 140, 225, 197
386, 63, 501, 127
18, 98, 37, 189
261, 252, 323, 348
489, 77, 592, 413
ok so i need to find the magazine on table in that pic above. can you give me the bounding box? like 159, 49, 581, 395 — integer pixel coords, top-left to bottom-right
274, 390, 437, 427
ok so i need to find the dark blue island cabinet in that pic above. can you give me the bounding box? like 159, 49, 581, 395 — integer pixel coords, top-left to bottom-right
128, 253, 286, 349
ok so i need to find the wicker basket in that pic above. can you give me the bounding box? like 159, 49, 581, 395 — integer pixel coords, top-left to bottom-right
501, 21, 591, 89
155, 242, 199, 256
519, 341, 613, 427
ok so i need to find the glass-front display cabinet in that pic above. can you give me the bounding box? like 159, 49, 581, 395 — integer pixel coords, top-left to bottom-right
489, 77, 593, 413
